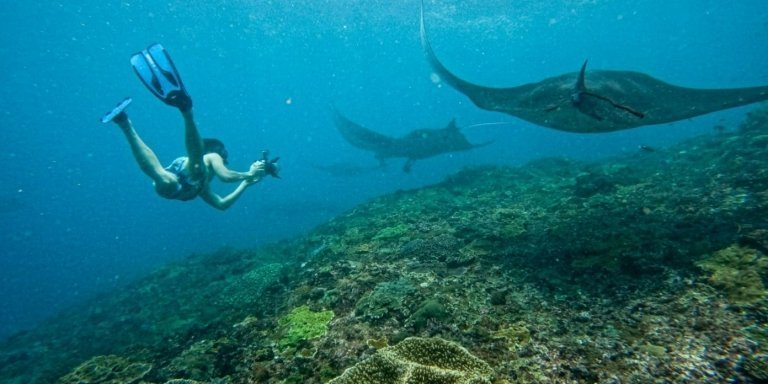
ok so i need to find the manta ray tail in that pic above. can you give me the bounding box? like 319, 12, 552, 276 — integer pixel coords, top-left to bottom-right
420, 1, 488, 97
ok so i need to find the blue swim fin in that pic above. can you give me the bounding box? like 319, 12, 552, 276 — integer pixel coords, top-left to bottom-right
130, 43, 192, 111
101, 97, 133, 123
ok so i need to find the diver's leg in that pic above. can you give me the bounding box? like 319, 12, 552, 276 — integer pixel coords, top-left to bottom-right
180, 109, 206, 179
113, 114, 177, 193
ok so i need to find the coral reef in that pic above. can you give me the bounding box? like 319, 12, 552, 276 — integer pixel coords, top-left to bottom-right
327, 337, 493, 384
1, 106, 768, 383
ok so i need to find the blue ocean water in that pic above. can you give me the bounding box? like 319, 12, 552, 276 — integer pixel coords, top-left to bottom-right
0, 0, 765, 341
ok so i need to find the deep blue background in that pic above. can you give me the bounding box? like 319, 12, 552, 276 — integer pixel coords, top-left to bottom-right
0, 0, 766, 340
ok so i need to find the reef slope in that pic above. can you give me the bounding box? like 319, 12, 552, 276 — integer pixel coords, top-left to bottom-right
2, 107, 768, 383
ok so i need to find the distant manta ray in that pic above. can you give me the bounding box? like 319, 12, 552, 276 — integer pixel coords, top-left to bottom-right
333, 109, 491, 172
419, 4, 768, 133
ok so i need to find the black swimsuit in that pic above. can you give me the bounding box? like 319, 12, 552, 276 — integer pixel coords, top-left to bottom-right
164, 157, 203, 201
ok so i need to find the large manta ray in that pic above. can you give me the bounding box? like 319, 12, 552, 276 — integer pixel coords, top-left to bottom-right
333, 110, 490, 172
419, 6, 768, 133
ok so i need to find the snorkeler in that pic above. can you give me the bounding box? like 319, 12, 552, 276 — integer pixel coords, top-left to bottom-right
101, 44, 279, 210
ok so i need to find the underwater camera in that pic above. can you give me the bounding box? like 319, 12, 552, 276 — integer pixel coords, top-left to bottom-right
261, 150, 280, 178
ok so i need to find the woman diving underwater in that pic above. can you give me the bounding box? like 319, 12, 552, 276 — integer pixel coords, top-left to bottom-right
101, 44, 279, 210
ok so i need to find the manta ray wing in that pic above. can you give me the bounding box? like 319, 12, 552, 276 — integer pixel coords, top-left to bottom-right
333, 109, 398, 156
420, 2, 768, 133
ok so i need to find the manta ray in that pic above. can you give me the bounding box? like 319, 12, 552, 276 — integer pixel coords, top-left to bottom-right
419, 6, 768, 133
333, 110, 491, 172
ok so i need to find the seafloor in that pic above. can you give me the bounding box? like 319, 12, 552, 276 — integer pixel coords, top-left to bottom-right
3, 107, 768, 384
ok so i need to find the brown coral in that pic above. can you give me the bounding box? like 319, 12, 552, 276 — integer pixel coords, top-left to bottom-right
697, 245, 768, 304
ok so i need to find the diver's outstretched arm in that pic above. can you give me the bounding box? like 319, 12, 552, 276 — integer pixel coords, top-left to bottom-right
199, 178, 259, 211
207, 155, 265, 183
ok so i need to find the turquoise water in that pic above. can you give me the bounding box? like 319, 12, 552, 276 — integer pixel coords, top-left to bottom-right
0, 0, 766, 341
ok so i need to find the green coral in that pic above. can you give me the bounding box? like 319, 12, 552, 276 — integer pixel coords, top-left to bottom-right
328, 337, 493, 384
637, 343, 667, 358
58, 355, 151, 384
277, 305, 334, 348
373, 224, 410, 240
743, 354, 768, 381
743, 324, 768, 346
409, 299, 449, 330
159, 339, 222, 381
697, 245, 768, 304
493, 321, 531, 351
490, 208, 528, 239
221, 263, 283, 306
355, 279, 415, 321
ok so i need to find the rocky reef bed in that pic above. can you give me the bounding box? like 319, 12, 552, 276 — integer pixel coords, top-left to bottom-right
2, 107, 768, 384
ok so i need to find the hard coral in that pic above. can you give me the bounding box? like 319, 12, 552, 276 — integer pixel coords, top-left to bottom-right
277, 305, 334, 348
743, 354, 768, 382
373, 224, 411, 241
409, 299, 449, 330
328, 337, 493, 384
493, 321, 531, 352
57, 355, 151, 384
159, 339, 223, 381
697, 245, 768, 304
221, 263, 284, 306
355, 279, 416, 322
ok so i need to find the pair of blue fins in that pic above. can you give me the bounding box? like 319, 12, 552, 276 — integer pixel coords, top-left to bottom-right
101, 43, 191, 123
102, 44, 279, 177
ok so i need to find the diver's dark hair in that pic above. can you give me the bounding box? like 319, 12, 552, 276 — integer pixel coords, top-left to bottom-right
203, 138, 229, 164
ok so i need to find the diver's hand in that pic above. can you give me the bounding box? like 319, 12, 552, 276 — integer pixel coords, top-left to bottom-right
247, 160, 267, 182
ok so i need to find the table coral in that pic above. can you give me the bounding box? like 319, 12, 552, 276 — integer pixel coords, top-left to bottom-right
57, 355, 151, 384
328, 337, 493, 384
